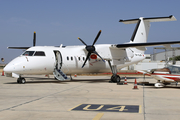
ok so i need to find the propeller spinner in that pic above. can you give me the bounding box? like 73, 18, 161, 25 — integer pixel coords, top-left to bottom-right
78, 30, 105, 68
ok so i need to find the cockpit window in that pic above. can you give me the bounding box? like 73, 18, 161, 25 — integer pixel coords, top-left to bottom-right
34, 51, 46, 56
22, 51, 45, 56
167, 66, 180, 74
22, 51, 35, 56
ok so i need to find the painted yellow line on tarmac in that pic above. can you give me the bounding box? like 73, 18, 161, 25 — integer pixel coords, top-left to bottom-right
139, 105, 142, 113
92, 113, 104, 120
68, 104, 82, 111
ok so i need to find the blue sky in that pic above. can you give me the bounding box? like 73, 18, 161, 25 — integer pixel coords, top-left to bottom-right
1, 0, 180, 63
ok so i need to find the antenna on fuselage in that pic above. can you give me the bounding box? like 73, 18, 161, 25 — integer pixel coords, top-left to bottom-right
60, 44, 63, 48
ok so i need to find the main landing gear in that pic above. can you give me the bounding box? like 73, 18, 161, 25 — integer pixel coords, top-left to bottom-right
17, 77, 26, 84
111, 74, 121, 83
108, 60, 121, 83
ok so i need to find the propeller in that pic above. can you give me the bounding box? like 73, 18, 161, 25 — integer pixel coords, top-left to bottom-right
8, 31, 36, 49
78, 30, 105, 68
33, 31, 36, 46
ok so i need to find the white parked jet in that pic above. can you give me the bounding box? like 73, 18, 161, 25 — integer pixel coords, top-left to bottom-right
4, 15, 180, 84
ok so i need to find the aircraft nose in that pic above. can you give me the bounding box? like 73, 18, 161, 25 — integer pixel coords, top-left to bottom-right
3, 57, 25, 73
3, 61, 16, 73
3, 64, 11, 73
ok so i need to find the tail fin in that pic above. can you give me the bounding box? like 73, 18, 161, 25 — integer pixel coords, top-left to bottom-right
119, 15, 176, 43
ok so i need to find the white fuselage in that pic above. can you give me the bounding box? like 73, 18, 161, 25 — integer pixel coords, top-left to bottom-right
4, 45, 145, 76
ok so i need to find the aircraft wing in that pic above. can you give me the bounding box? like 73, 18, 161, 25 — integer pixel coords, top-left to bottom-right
137, 70, 151, 76
112, 41, 180, 50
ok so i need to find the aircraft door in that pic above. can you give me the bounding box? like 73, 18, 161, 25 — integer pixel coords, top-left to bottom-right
53, 50, 68, 81
54, 51, 62, 70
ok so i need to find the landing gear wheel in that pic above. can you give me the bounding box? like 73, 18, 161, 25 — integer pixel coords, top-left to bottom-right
116, 75, 121, 83
17, 78, 20, 83
111, 75, 121, 83
21, 78, 26, 84
17, 78, 26, 84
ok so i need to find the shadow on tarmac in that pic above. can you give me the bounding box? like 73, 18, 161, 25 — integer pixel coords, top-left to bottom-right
143, 86, 180, 89
4, 77, 110, 84
139, 83, 180, 89
4, 76, 152, 85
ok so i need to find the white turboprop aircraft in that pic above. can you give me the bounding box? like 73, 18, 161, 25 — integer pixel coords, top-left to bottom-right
4, 15, 180, 84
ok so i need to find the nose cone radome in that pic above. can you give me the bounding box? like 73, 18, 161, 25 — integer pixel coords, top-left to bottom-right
3, 57, 25, 73
3, 64, 13, 73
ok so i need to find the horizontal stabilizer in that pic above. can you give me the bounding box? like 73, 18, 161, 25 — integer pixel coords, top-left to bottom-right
119, 15, 176, 24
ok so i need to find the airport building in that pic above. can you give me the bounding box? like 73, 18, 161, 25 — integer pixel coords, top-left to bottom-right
150, 47, 180, 61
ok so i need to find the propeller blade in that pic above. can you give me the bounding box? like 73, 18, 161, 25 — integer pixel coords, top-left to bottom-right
93, 30, 101, 45
93, 51, 105, 62
78, 37, 87, 46
33, 31, 36, 46
82, 52, 91, 68
8, 47, 30, 49
8, 31, 36, 50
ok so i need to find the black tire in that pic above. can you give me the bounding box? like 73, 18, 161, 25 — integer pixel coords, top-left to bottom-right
116, 75, 121, 83
111, 75, 121, 83
21, 78, 26, 84
17, 78, 20, 83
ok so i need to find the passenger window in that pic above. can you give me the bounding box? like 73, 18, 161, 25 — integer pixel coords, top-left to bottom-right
67, 57, 69, 60
71, 57, 73, 61
78, 57, 80, 61
83, 57, 85, 61
22, 51, 35, 56
34, 51, 45, 56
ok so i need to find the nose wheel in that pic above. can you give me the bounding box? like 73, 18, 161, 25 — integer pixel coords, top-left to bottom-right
17, 78, 26, 84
